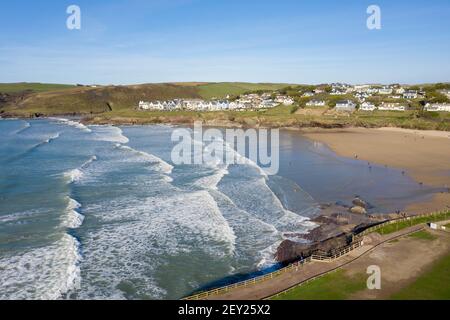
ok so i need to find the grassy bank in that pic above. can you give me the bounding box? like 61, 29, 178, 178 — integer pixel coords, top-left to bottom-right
271, 270, 366, 300
376, 212, 450, 235
391, 252, 450, 300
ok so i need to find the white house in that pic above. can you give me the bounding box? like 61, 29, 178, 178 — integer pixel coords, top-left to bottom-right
259, 100, 279, 109
424, 103, 450, 112
360, 102, 376, 111
335, 100, 357, 112
306, 99, 326, 107
330, 89, 346, 95
378, 102, 407, 111
403, 90, 418, 99
395, 87, 406, 94
275, 96, 295, 106
378, 87, 393, 95
302, 91, 315, 97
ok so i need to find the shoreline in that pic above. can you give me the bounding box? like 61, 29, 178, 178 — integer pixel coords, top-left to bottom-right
301, 127, 450, 215
7, 115, 450, 215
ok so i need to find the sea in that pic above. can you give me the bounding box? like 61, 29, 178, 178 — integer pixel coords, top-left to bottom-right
0, 118, 437, 300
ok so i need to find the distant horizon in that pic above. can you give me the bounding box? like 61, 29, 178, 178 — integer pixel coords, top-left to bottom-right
2, 80, 450, 87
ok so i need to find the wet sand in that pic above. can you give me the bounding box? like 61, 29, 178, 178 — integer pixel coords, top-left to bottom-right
301, 127, 450, 214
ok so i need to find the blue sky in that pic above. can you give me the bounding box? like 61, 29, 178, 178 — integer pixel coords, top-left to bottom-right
0, 0, 449, 85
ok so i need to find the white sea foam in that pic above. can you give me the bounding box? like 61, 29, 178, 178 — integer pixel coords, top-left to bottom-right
91, 126, 129, 144
63, 197, 85, 229
76, 190, 236, 299
115, 144, 174, 175
64, 156, 97, 184
51, 118, 92, 133
0, 234, 81, 300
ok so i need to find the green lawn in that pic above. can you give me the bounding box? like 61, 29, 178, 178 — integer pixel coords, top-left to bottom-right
271, 270, 366, 300
0, 82, 75, 93
391, 253, 450, 300
376, 212, 450, 235
408, 230, 437, 241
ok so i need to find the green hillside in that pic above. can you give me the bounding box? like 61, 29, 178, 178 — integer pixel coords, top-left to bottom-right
0, 82, 76, 93
196, 82, 292, 99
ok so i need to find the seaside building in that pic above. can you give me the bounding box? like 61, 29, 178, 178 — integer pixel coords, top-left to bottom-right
330, 89, 346, 95
137, 92, 287, 112
306, 99, 326, 107
302, 91, 315, 97
335, 100, 357, 112
275, 95, 295, 106
396, 87, 406, 94
403, 90, 418, 99
378, 87, 393, 95
360, 102, 376, 111
378, 102, 407, 111
424, 103, 450, 112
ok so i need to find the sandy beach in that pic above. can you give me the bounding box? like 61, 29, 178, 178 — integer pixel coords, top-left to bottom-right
302, 127, 450, 214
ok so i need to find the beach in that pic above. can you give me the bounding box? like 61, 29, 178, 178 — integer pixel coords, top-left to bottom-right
302, 127, 450, 214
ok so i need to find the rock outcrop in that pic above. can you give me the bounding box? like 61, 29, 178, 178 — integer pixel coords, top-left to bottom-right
276, 233, 352, 264
349, 206, 367, 215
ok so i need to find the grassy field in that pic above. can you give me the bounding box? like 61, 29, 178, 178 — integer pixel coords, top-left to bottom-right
376, 212, 450, 235
408, 230, 437, 241
271, 270, 366, 300
391, 252, 450, 300
0, 82, 75, 93
196, 82, 292, 99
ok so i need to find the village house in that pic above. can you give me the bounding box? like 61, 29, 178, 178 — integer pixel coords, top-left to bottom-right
378, 87, 393, 95
378, 102, 407, 111
335, 100, 357, 112
275, 95, 294, 105
395, 87, 406, 94
302, 91, 315, 97
306, 99, 326, 107
330, 89, 346, 95
440, 90, 450, 99
360, 102, 376, 111
353, 85, 371, 92
424, 103, 450, 112
367, 87, 379, 94
403, 90, 418, 99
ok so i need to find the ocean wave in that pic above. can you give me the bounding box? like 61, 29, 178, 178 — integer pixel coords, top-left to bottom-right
64, 156, 97, 184
76, 190, 236, 299
51, 118, 92, 133
115, 144, 174, 175
0, 234, 82, 300
15, 121, 31, 134
91, 126, 129, 144
15, 133, 62, 157
63, 197, 85, 229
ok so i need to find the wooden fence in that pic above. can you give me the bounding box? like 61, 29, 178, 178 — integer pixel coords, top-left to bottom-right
183, 240, 363, 300
183, 210, 449, 300
354, 210, 450, 239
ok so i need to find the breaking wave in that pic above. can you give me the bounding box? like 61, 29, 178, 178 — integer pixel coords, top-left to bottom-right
64, 156, 97, 184
92, 126, 129, 144
0, 234, 82, 300
15, 121, 31, 134
51, 118, 92, 133
63, 197, 85, 229
115, 144, 173, 175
